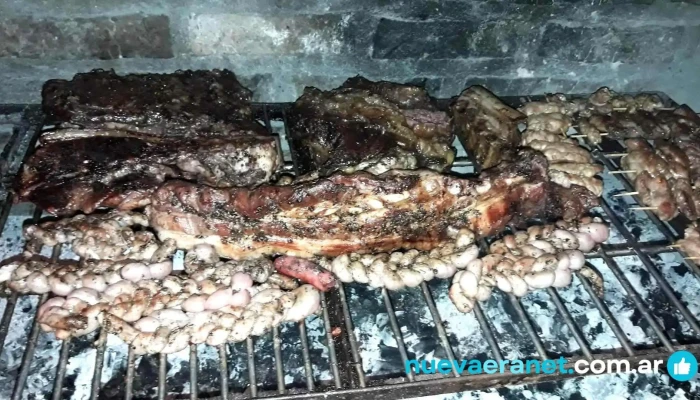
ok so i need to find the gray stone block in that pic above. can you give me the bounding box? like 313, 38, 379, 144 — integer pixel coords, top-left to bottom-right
372, 18, 531, 59
182, 14, 360, 56
0, 15, 172, 59
538, 23, 688, 63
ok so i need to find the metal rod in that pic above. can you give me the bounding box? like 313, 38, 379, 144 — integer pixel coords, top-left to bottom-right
273, 327, 286, 394
597, 201, 700, 335
381, 288, 415, 382
576, 273, 635, 356
547, 288, 593, 360
321, 293, 341, 388
124, 347, 135, 400
472, 304, 504, 363
50, 340, 71, 400
11, 244, 59, 400
189, 344, 198, 400
298, 321, 316, 391
218, 345, 229, 400
596, 250, 674, 351
508, 294, 549, 360
419, 282, 461, 375
158, 353, 167, 400
594, 145, 700, 279
10, 293, 48, 400
337, 284, 366, 387
89, 328, 108, 400
0, 293, 18, 354
247, 337, 258, 397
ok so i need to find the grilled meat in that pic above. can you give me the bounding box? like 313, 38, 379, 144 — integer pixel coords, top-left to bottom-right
450, 218, 609, 312
273, 256, 337, 292
16, 127, 281, 216
677, 226, 700, 259
287, 77, 454, 176
147, 150, 595, 260
621, 138, 700, 221
520, 108, 603, 198
42, 69, 253, 135
451, 85, 525, 170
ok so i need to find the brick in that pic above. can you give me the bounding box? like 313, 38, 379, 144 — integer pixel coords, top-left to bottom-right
538, 23, 687, 63
184, 14, 354, 56
0, 15, 172, 59
372, 18, 537, 59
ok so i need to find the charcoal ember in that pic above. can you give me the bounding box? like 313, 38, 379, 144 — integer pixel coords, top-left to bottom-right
286, 76, 455, 176
42, 69, 253, 136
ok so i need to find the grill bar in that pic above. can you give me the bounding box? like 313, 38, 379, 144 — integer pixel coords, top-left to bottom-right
598, 198, 700, 333
596, 249, 674, 350
247, 338, 258, 397
546, 288, 593, 360
381, 288, 415, 382
419, 283, 461, 375
336, 284, 366, 388
125, 347, 136, 400
189, 345, 198, 400
10, 292, 49, 400
50, 340, 71, 400
90, 328, 108, 400
273, 327, 286, 393
508, 296, 550, 360
0, 293, 18, 355
219, 345, 230, 400
472, 304, 504, 363
575, 273, 635, 356
298, 321, 316, 391
0, 96, 699, 400
320, 293, 342, 388
11, 241, 59, 400
158, 353, 167, 400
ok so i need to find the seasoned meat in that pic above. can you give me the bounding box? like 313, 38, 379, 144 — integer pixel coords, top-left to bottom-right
526, 140, 592, 164
526, 113, 572, 134
451, 86, 525, 169
42, 69, 253, 136
635, 171, 678, 221
147, 150, 596, 260
549, 162, 603, 178
16, 129, 281, 216
548, 170, 603, 197
287, 77, 454, 176
521, 130, 564, 146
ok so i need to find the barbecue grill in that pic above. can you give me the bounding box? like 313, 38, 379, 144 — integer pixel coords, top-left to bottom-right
0, 94, 699, 400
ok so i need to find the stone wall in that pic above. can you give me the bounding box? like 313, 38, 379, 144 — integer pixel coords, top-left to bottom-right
2, 0, 700, 106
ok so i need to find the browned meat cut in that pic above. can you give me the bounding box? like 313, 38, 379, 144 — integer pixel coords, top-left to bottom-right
451, 85, 525, 170
286, 76, 454, 176
16, 129, 281, 216
147, 149, 597, 260
42, 69, 253, 136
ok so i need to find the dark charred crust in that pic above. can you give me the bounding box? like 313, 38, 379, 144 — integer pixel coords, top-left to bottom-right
287, 76, 454, 175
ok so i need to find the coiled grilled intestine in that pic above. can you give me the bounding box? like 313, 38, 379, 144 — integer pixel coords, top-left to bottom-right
23, 210, 176, 261
449, 218, 609, 313
320, 228, 479, 290
102, 284, 320, 354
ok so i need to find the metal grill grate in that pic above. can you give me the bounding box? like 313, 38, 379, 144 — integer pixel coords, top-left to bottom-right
0, 95, 699, 400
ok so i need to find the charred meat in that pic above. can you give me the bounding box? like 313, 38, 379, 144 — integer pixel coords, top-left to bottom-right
16, 128, 281, 215
43, 69, 253, 136
451, 85, 525, 170
147, 149, 596, 260
287, 76, 454, 176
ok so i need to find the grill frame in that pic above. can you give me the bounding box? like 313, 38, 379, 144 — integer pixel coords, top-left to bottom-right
0, 94, 699, 400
